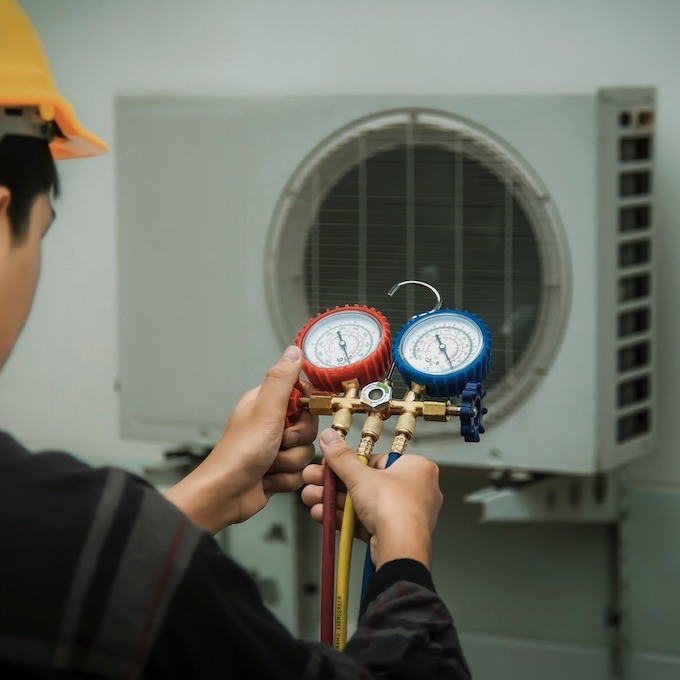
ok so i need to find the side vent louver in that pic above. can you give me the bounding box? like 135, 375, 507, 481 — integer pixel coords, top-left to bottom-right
615, 107, 654, 443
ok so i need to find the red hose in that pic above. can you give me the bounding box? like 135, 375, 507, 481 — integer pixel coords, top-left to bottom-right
320, 463, 336, 645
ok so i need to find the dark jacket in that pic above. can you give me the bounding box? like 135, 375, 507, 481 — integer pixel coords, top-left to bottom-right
0, 432, 471, 679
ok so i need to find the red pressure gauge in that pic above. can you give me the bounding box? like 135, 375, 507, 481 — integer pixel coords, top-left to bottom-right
295, 305, 392, 392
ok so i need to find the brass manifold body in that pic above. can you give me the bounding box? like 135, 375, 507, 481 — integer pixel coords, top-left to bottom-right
299, 379, 463, 456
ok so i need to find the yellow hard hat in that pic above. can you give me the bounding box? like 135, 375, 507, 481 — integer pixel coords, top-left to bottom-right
0, 0, 108, 159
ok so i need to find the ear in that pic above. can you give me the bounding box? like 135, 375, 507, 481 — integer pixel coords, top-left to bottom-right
0, 186, 10, 215
0, 187, 13, 250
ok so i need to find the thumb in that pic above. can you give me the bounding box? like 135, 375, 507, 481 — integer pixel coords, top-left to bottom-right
319, 428, 371, 489
255, 345, 303, 419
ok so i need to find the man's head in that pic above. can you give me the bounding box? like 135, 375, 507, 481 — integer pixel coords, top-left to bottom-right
0, 133, 59, 243
0, 0, 107, 369
0, 135, 59, 368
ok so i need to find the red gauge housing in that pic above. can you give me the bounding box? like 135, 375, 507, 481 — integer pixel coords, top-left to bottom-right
284, 380, 304, 428
295, 305, 392, 392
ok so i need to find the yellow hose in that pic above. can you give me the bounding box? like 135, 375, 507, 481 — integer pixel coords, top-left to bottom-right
334, 452, 369, 650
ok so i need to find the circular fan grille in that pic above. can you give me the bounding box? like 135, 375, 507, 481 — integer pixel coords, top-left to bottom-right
266, 109, 570, 427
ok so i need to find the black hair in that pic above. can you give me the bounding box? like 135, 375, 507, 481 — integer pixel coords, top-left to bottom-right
0, 134, 60, 243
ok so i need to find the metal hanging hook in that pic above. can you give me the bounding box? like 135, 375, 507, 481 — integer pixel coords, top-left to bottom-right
388, 279, 443, 316
384, 280, 443, 383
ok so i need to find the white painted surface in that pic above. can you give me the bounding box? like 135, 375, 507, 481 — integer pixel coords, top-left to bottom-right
4, 0, 677, 478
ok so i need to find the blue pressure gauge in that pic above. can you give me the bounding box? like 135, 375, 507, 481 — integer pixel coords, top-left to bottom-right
393, 308, 491, 398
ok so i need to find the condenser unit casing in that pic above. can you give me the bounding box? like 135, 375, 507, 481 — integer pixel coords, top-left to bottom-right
117, 88, 656, 475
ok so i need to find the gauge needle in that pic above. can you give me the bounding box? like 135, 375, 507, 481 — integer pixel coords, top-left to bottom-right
337, 331, 351, 364
436, 334, 455, 370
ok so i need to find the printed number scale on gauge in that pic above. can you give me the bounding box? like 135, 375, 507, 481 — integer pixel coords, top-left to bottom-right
295, 306, 392, 393
393, 308, 491, 398
303, 311, 382, 368
401, 314, 484, 374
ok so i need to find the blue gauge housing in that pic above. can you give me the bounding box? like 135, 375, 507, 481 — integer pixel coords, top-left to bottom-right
392, 308, 492, 397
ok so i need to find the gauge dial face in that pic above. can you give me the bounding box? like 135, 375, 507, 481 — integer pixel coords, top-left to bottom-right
302, 310, 383, 369
399, 311, 484, 375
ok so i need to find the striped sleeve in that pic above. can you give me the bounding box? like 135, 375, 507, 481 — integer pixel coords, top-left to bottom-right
299, 560, 471, 680
52, 468, 203, 679
0, 435, 471, 680
0, 450, 203, 680
0, 448, 203, 680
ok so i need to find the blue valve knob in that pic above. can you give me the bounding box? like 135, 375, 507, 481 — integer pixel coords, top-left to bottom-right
460, 381, 488, 442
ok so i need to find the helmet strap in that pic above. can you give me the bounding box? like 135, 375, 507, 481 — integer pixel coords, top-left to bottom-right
0, 106, 56, 144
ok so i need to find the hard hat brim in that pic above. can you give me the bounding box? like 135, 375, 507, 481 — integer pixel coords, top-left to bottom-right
4, 90, 108, 159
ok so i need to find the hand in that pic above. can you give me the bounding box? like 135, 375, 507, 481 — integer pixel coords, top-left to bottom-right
165, 346, 318, 533
301, 428, 443, 570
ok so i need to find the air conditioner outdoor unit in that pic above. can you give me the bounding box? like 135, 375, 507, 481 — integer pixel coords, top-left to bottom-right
116, 88, 656, 476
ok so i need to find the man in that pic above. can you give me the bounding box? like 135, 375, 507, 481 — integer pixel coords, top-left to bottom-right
0, 1, 471, 677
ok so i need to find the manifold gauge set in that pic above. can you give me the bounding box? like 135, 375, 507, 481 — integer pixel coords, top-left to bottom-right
286, 280, 492, 650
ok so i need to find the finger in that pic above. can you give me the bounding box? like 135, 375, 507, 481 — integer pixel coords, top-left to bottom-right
302, 462, 324, 486
319, 428, 375, 490
255, 346, 304, 421
309, 503, 324, 524
367, 453, 389, 470
308, 502, 357, 531
281, 409, 318, 449
300, 482, 348, 510
268, 444, 315, 473
263, 471, 304, 495
300, 483, 323, 507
